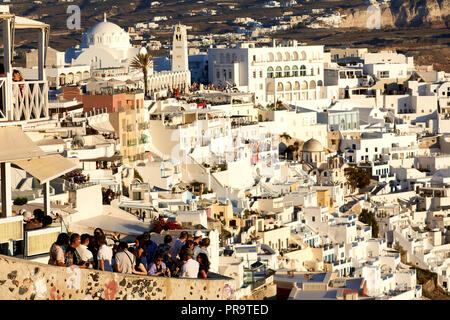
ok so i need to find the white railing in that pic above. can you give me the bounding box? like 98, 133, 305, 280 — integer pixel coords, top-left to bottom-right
11, 80, 49, 121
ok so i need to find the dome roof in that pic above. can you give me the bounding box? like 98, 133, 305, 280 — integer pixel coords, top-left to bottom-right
86, 21, 125, 37
81, 16, 131, 50
302, 138, 323, 152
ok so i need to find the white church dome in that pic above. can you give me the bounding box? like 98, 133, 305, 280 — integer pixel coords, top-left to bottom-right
81, 15, 131, 50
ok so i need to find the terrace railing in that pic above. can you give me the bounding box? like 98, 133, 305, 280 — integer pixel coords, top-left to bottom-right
10, 80, 49, 121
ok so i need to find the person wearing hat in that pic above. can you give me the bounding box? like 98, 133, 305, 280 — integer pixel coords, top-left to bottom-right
180, 247, 199, 279
193, 230, 204, 247
22, 210, 42, 231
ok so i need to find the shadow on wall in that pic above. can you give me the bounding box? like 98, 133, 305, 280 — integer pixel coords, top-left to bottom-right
0, 254, 235, 300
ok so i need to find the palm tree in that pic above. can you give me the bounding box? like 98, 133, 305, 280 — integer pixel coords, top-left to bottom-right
130, 52, 154, 97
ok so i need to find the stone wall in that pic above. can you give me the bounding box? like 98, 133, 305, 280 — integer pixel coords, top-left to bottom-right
0, 254, 236, 300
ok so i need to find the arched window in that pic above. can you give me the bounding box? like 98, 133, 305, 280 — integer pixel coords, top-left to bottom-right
310, 80, 316, 89
286, 82, 292, 91
292, 65, 299, 77
285, 52, 291, 61
318, 80, 323, 86
301, 80, 308, 90
300, 65, 306, 76
294, 81, 300, 90
275, 66, 282, 78
276, 52, 283, 61
284, 66, 291, 77
267, 67, 274, 78
277, 82, 284, 91
268, 52, 274, 62
293, 51, 299, 61
301, 51, 307, 60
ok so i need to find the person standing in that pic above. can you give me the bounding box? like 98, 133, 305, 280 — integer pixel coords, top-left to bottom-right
180, 248, 199, 278
193, 238, 210, 260
77, 234, 94, 268
114, 242, 135, 274
48, 233, 70, 267
197, 253, 210, 279
97, 235, 113, 272
169, 231, 188, 262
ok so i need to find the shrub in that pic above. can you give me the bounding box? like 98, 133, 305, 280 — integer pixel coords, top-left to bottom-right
13, 197, 28, 206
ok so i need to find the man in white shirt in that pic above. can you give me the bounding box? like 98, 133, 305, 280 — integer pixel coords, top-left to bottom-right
180, 248, 199, 278
114, 242, 135, 274
76, 234, 94, 268
97, 235, 113, 272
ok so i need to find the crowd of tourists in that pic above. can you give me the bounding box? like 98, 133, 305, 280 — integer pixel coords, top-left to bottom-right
48, 229, 211, 279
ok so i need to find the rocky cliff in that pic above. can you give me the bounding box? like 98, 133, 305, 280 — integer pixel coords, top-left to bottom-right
339, 0, 450, 28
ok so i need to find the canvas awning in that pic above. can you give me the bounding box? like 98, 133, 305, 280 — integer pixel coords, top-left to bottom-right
12, 154, 79, 184
0, 127, 45, 163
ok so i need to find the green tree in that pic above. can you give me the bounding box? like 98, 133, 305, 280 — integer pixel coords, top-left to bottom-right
359, 209, 379, 238
130, 52, 154, 97
345, 167, 371, 192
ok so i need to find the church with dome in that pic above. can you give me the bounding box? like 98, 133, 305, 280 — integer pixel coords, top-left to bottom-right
66, 14, 142, 70
65, 15, 191, 95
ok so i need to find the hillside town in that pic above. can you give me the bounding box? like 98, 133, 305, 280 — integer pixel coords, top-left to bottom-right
0, 4, 449, 301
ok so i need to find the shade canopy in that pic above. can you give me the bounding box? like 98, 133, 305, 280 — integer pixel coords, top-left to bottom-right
12, 154, 79, 184
0, 127, 45, 163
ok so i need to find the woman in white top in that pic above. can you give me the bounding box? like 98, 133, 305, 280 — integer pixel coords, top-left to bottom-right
97, 235, 113, 272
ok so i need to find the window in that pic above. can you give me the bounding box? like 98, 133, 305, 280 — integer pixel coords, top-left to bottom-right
365, 148, 368, 152
253, 71, 256, 78
300, 65, 306, 76
267, 67, 274, 78
375, 147, 378, 152
217, 71, 220, 79
275, 67, 282, 78
284, 66, 290, 77
292, 65, 299, 76
260, 71, 263, 78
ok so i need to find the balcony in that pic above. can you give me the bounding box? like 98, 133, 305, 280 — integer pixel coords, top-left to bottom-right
0, 8, 50, 124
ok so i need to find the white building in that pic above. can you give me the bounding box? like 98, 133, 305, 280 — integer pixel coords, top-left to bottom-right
208, 40, 326, 105
65, 14, 141, 71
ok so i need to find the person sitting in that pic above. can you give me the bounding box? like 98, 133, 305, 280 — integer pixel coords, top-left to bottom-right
23, 211, 42, 231
147, 253, 170, 277
114, 242, 135, 274
128, 247, 147, 276
197, 253, 210, 279
97, 234, 113, 272
180, 248, 199, 279
41, 215, 53, 228
48, 233, 70, 267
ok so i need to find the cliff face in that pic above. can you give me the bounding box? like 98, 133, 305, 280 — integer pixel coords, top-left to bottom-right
340, 0, 450, 28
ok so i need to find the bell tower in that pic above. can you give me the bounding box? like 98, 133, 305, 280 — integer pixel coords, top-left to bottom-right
171, 23, 188, 72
